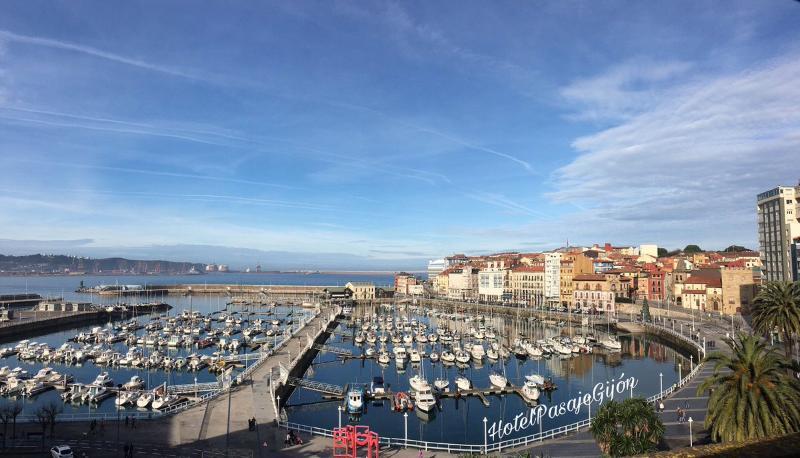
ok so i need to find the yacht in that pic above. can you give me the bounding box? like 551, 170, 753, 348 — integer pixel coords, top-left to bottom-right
525, 374, 545, 386
83, 384, 112, 404
428, 351, 439, 362
433, 378, 449, 391
115, 391, 136, 407
377, 352, 391, 365
93, 371, 114, 387
440, 351, 456, 363
393, 346, 408, 364
455, 350, 471, 364
409, 349, 422, 363
601, 337, 622, 351
61, 383, 87, 402
152, 394, 182, 410
414, 387, 436, 412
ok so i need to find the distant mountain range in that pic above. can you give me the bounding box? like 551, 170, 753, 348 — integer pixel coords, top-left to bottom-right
0, 254, 204, 275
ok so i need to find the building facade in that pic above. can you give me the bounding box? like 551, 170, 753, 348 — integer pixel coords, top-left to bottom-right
447, 267, 478, 300
478, 261, 508, 303
345, 282, 376, 300
544, 252, 561, 305
509, 266, 545, 305
757, 185, 800, 282
572, 274, 616, 314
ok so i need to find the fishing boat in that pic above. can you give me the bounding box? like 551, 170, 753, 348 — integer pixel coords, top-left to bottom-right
345, 385, 365, 414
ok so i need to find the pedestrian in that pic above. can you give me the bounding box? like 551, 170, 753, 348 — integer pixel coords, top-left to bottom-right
676, 407, 681, 422
659, 400, 664, 412
418, 450, 424, 458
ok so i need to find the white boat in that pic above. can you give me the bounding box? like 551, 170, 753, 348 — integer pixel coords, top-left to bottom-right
521, 380, 541, 402
409, 374, 430, 392
345, 385, 364, 414
136, 392, 154, 408
486, 347, 499, 360
525, 374, 545, 386
93, 371, 114, 387
378, 352, 391, 365
409, 349, 421, 363
489, 372, 508, 388
455, 351, 471, 364
601, 337, 622, 351
429, 352, 439, 362
470, 344, 485, 360
152, 394, 181, 410
414, 387, 436, 412
115, 391, 135, 407
61, 383, 86, 402
455, 376, 472, 391
433, 378, 449, 391
123, 376, 145, 391
440, 351, 456, 363
393, 346, 407, 364
83, 384, 112, 404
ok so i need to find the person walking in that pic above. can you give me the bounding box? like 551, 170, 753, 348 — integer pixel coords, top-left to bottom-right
658, 400, 664, 412
676, 407, 681, 422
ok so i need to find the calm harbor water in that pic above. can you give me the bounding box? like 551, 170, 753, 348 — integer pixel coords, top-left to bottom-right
286, 303, 689, 445
0, 274, 352, 417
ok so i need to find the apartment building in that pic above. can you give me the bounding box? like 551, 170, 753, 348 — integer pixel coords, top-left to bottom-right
509, 266, 544, 305
757, 185, 800, 282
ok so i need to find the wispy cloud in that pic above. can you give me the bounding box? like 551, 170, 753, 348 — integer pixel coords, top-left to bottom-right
550, 51, 800, 247
466, 192, 551, 219
0, 29, 213, 83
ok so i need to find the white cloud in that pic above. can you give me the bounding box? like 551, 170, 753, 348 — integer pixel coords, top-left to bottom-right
549, 52, 800, 248
560, 59, 692, 121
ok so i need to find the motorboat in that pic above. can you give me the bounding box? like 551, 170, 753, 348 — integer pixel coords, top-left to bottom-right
470, 344, 485, 360
455, 350, 471, 364
93, 371, 114, 387
61, 383, 86, 402
136, 392, 154, 408
345, 385, 365, 414
123, 376, 145, 391
83, 384, 112, 404
378, 352, 391, 365
429, 351, 439, 362
521, 380, 541, 402
409, 349, 421, 363
370, 376, 385, 394
414, 387, 436, 412
455, 376, 472, 391
393, 346, 407, 364
433, 378, 449, 391
115, 391, 136, 407
486, 347, 499, 360
152, 394, 182, 410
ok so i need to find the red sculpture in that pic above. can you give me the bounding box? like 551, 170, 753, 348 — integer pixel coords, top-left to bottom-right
333, 425, 380, 457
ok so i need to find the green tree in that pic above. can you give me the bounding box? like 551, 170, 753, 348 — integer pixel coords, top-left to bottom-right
657, 248, 668, 257
698, 334, 800, 442
641, 298, 651, 322
683, 244, 703, 253
751, 281, 800, 362
589, 398, 664, 456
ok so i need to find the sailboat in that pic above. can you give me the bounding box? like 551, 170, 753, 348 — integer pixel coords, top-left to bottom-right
489, 355, 508, 387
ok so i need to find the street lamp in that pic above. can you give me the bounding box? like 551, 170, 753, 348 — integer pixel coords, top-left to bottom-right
403, 412, 408, 448
483, 417, 488, 454
688, 417, 694, 447
690, 354, 694, 372
338, 405, 342, 428
659, 372, 663, 394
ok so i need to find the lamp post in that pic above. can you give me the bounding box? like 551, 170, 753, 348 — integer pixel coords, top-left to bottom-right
338, 405, 342, 428
690, 354, 694, 372
659, 372, 663, 395
403, 412, 408, 448
688, 417, 694, 447
678, 361, 682, 386
483, 417, 488, 454
194, 376, 198, 399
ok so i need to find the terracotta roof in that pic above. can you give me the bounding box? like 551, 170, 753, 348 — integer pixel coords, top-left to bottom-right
512, 266, 544, 273
574, 274, 606, 281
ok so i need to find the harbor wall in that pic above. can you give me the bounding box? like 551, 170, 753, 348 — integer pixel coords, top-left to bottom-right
0, 311, 107, 344
85, 284, 330, 297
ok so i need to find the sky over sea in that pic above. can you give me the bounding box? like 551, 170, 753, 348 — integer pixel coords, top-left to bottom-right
0, 1, 799, 268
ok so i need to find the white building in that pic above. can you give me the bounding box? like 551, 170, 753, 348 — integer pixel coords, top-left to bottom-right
478, 261, 507, 302
448, 267, 478, 300
544, 252, 561, 304
757, 185, 800, 282
427, 259, 446, 283
639, 244, 659, 258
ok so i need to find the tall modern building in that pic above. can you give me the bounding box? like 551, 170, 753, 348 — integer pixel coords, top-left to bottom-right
757, 185, 800, 282
544, 252, 562, 305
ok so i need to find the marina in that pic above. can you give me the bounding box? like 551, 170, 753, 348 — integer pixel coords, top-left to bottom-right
0, 276, 320, 418
281, 301, 692, 445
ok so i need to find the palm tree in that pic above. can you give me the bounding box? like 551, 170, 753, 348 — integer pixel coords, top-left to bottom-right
751, 281, 800, 362
590, 398, 664, 456
697, 334, 800, 442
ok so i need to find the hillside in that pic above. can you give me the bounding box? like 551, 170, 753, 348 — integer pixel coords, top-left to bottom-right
0, 254, 204, 275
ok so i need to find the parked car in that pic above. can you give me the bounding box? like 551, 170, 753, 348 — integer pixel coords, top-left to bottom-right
51, 445, 73, 458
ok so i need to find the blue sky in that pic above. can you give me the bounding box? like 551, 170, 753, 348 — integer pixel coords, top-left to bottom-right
0, 1, 799, 268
